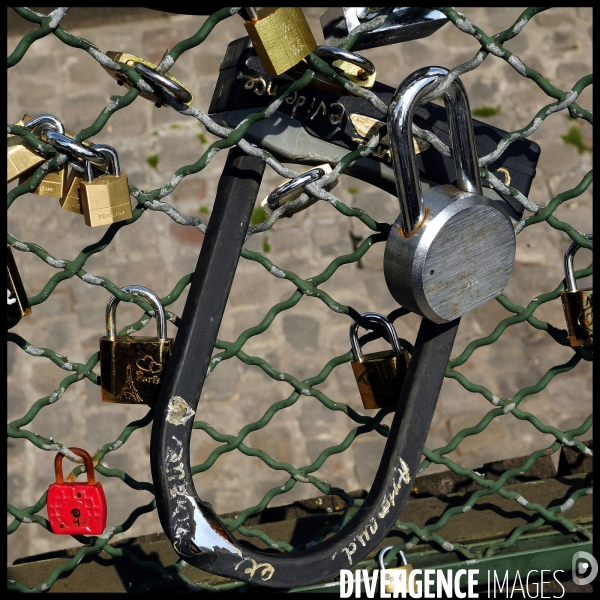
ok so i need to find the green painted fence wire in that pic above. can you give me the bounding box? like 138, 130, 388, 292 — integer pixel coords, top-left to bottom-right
7, 6, 592, 592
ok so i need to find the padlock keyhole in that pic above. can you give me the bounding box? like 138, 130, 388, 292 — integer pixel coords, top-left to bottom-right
71, 508, 81, 526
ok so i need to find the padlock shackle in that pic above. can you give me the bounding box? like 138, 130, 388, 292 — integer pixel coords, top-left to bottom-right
85, 143, 121, 183
388, 66, 482, 235
378, 545, 408, 571
266, 167, 325, 210
106, 285, 167, 341
564, 233, 593, 292
24, 114, 65, 137
350, 311, 403, 361
54, 447, 96, 485
313, 45, 376, 76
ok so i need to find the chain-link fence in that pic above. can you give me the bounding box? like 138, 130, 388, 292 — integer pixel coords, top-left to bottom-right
7, 7, 592, 592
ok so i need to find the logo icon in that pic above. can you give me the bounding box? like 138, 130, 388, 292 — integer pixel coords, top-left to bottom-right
572, 550, 597, 585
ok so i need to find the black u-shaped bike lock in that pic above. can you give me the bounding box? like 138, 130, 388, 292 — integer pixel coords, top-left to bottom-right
150, 147, 459, 588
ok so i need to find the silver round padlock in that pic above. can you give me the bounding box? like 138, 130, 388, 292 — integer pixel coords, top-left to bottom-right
383, 66, 516, 323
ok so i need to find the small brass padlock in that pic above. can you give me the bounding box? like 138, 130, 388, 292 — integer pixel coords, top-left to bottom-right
7, 246, 32, 323
244, 7, 317, 76
80, 144, 133, 227
100, 285, 173, 405
61, 162, 105, 215
350, 312, 410, 409
60, 167, 85, 214
19, 163, 67, 199
7, 114, 62, 183
561, 233, 593, 347
379, 546, 416, 596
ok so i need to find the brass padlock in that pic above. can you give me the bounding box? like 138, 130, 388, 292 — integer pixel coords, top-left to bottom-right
561, 234, 593, 347
19, 163, 67, 199
17, 124, 97, 199
7, 246, 32, 322
350, 312, 410, 409
7, 114, 62, 183
80, 144, 133, 227
104, 52, 193, 108
379, 546, 416, 596
100, 285, 173, 405
61, 162, 105, 215
244, 7, 317, 76
60, 167, 85, 214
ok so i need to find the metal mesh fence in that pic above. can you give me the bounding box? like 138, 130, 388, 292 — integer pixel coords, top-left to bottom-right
7, 6, 592, 592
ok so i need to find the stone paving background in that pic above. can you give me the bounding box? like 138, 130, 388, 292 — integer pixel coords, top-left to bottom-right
7, 7, 593, 565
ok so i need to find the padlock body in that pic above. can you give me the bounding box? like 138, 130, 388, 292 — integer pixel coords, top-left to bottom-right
19, 165, 67, 198
100, 336, 173, 405
60, 169, 85, 214
384, 565, 415, 595
7, 246, 32, 322
384, 185, 516, 323
7, 136, 45, 183
351, 349, 410, 409
245, 7, 317, 76
561, 289, 592, 347
80, 174, 132, 227
47, 481, 107, 535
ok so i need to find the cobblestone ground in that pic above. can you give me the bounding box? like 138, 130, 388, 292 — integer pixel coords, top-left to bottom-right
7, 7, 593, 565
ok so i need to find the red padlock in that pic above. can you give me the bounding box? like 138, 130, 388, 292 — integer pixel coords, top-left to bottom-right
47, 447, 107, 535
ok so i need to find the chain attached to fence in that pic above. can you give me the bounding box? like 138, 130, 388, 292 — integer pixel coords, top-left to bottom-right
7, 6, 592, 592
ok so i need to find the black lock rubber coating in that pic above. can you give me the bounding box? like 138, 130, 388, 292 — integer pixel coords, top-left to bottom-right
150, 146, 460, 588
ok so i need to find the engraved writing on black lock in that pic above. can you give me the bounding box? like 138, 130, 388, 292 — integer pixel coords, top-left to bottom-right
209, 37, 542, 218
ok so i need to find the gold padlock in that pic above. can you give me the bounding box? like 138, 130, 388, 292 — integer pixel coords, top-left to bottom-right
19, 164, 67, 199
379, 546, 416, 596
61, 161, 103, 215
100, 285, 173, 405
7, 114, 62, 183
7, 246, 32, 322
561, 234, 593, 347
350, 312, 410, 410
60, 167, 85, 214
103, 52, 193, 108
20, 127, 98, 200
80, 144, 133, 227
244, 7, 317, 76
